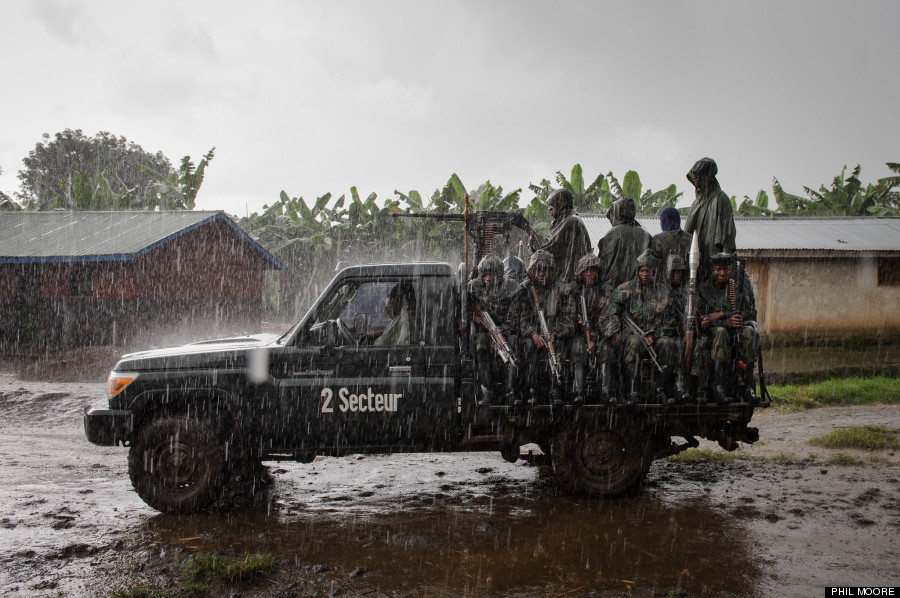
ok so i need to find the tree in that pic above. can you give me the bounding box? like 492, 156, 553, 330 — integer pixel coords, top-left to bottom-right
140, 148, 216, 210
772, 164, 900, 217
17, 129, 173, 210
733, 190, 774, 216
0, 165, 19, 211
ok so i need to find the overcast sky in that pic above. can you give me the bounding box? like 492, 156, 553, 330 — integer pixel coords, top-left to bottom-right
1, 0, 898, 217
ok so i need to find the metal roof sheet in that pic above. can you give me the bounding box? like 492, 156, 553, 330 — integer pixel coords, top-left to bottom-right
0, 211, 282, 268
580, 215, 900, 253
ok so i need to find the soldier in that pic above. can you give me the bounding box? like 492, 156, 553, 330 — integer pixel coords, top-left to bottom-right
684, 158, 736, 276
665, 253, 689, 313
528, 188, 592, 283
503, 255, 526, 284
651, 206, 690, 263
665, 254, 691, 400
602, 249, 680, 404
698, 253, 759, 403
597, 196, 651, 290
504, 250, 575, 405
570, 254, 615, 404
374, 281, 416, 346
468, 254, 521, 407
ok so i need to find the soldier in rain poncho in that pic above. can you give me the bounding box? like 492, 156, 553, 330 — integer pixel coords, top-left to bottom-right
528, 188, 592, 284
684, 157, 736, 274
597, 196, 651, 290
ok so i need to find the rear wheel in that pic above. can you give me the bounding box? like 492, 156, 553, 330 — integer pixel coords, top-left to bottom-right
551, 418, 650, 496
128, 416, 225, 514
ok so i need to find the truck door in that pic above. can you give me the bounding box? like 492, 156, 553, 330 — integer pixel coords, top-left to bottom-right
272, 274, 458, 453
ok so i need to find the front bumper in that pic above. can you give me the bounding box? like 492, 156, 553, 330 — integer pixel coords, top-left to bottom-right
84, 406, 133, 446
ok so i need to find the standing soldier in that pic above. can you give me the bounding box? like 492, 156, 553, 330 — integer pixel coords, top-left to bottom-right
468, 254, 521, 407
684, 158, 736, 276
570, 254, 614, 404
698, 253, 759, 403
504, 250, 575, 405
597, 196, 651, 290
602, 250, 680, 404
651, 206, 691, 263
528, 188, 592, 284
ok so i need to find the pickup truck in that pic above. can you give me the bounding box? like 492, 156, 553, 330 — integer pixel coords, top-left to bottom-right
85, 261, 765, 514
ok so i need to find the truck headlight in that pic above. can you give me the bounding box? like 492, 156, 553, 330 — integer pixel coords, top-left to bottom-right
107, 371, 138, 398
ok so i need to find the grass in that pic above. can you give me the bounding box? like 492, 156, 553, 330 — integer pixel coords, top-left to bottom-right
809, 425, 900, 451
111, 552, 277, 598
768, 376, 900, 412
178, 552, 277, 586
825, 453, 864, 466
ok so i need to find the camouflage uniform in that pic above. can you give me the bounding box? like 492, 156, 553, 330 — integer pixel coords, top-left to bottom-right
698, 254, 759, 402
569, 254, 615, 402
468, 255, 521, 405
601, 250, 680, 403
504, 251, 575, 402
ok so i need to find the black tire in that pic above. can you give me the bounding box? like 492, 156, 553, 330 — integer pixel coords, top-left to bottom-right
550, 418, 650, 497
128, 416, 225, 514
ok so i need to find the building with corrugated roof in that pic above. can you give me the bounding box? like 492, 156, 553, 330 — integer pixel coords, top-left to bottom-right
581, 215, 900, 340
0, 211, 282, 353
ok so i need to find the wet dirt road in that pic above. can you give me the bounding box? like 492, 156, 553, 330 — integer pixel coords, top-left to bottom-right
1, 376, 899, 597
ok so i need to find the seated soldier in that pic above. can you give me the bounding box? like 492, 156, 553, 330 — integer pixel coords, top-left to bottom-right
570, 254, 614, 404
468, 254, 521, 407
504, 250, 574, 405
374, 281, 416, 346
698, 253, 759, 403
665, 253, 691, 401
601, 249, 680, 404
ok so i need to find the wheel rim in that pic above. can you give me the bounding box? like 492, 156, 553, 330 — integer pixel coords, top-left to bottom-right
577, 430, 628, 478
150, 433, 210, 496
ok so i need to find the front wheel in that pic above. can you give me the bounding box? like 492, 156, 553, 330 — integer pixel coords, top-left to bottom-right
550, 418, 651, 497
128, 416, 225, 514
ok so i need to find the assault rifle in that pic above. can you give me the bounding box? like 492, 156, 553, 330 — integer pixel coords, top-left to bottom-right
578, 294, 596, 365
621, 311, 666, 373
730, 258, 748, 373
529, 285, 563, 385
683, 232, 700, 395
392, 209, 532, 271
473, 303, 517, 367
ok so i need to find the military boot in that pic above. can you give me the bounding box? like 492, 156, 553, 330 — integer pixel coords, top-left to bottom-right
572, 364, 585, 406
710, 362, 732, 404
600, 363, 616, 405
655, 367, 676, 405
742, 368, 758, 402
625, 363, 639, 406
478, 385, 492, 408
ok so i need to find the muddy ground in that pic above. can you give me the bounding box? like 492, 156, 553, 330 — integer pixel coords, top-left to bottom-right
0, 374, 898, 598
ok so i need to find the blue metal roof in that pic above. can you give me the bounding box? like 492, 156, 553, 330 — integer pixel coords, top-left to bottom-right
0, 211, 282, 268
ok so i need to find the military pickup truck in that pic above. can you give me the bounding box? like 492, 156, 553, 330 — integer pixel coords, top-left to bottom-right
85, 261, 765, 514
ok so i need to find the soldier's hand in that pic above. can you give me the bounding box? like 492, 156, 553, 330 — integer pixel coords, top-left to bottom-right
473, 314, 483, 326
532, 333, 547, 349
645, 335, 654, 346
727, 314, 743, 328
611, 334, 623, 347
587, 340, 596, 354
